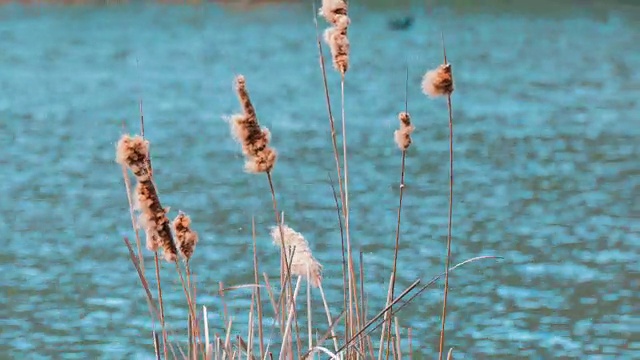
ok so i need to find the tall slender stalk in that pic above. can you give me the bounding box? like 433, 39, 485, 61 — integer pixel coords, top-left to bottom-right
385, 67, 411, 359
438, 36, 455, 360
251, 217, 265, 359
266, 171, 298, 358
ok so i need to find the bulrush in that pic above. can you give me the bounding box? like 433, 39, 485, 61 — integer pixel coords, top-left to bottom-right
270, 224, 323, 288
320, 0, 350, 74
421, 64, 454, 97
135, 181, 177, 262
394, 111, 414, 151
116, 134, 151, 181
117, 134, 177, 262
230, 75, 277, 173
172, 211, 199, 262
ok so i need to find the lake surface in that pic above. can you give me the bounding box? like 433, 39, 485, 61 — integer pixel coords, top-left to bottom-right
1, 1, 639, 359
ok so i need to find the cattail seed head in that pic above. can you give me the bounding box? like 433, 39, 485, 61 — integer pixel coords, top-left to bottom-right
229, 75, 277, 173
116, 134, 151, 181
271, 224, 323, 288
319, 0, 347, 25
394, 111, 414, 151
172, 212, 199, 261
320, 0, 350, 75
422, 63, 454, 97
324, 27, 350, 74
135, 180, 177, 262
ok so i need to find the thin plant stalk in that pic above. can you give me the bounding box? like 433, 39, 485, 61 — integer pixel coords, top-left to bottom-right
313, 5, 352, 346
175, 262, 199, 359
328, 174, 348, 342
252, 217, 265, 359
340, 72, 362, 353
306, 267, 313, 359
386, 67, 410, 359
378, 273, 394, 360
278, 276, 303, 359
317, 283, 340, 353
154, 254, 168, 360
265, 172, 295, 346
438, 37, 455, 360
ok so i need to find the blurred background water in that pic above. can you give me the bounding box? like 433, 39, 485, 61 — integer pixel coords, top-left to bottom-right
0, 1, 639, 359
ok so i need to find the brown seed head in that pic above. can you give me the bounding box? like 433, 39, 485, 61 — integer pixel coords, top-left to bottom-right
319, 0, 347, 25
324, 26, 350, 74
230, 75, 278, 173
135, 180, 177, 262
394, 111, 414, 151
116, 134, 151, 180
422, 63, 454, 97
172, 212, 199, 261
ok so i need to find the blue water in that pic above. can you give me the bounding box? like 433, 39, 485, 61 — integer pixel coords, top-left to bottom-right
1, 2, 639, 358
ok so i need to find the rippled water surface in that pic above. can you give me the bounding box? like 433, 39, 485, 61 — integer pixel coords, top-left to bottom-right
1, 2, 639, 358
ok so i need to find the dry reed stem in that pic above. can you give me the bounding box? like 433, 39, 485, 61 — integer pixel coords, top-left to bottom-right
122, 237, 183, 359
314, 7, 349, 346
251, 217, 265, 359
278, 276, 303, 359
434, 36, 455, 360
386, 70, 413, 358
173, 211, 199, 261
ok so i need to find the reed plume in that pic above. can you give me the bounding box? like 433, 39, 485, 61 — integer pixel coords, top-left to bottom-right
421, 64, 454, 98
172, 211, 199, 261
229, 75, 277, 173
320, 0, 350, 74
270, 224, 323, 288
394, 111, 414, 151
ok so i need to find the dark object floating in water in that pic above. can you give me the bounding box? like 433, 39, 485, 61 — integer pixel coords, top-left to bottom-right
388, 16, 414, 31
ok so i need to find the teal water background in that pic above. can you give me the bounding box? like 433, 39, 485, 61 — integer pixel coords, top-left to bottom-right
0, 1, 639, 358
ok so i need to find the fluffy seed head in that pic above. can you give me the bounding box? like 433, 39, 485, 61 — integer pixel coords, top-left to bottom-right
324, 26, 350, 74
394, 112, 414, 151
135, 180, 177, 262
422, 63, 454, 97
173, 212, 199, 261
116, 134, 151, 180
271, 225, 323, 288
230, 75, 277, 173
319, 0, 347, 25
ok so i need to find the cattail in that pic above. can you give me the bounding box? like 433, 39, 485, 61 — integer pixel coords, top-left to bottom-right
320, 0, 350, 74
229, 75, 277, 173
135, 180, 177, 262
172, 211, 199, 261
270, 224, 323, 288
421, 63, 454, 97
319, 0, 347, 24
116, 134, 152, 181
394, 111, 414, 151
324, 26, 350, 74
